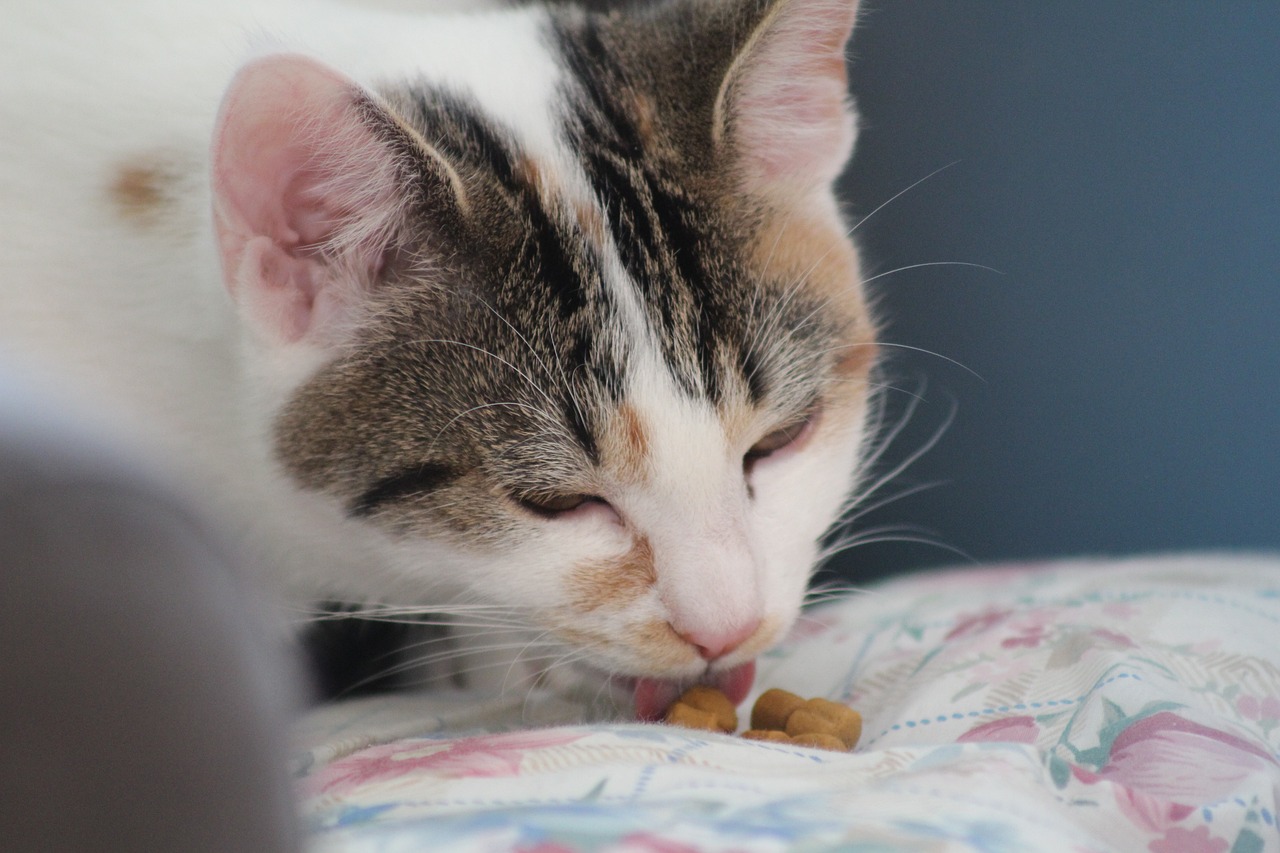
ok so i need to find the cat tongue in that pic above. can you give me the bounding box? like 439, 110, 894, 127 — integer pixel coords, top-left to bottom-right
632, 660, 757, 722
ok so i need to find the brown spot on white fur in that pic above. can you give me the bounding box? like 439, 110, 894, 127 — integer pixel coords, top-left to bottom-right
568, 535, 656, 612
550, 624, 597, 650
109, 161, 174, 223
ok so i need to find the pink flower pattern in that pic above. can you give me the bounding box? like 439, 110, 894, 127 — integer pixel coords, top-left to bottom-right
1098, 712, 1276, 805
1237, 694, 1280, 722
945, 608, 1012, 642
309, 730, 586, 794
1091, 628, 1135, 649
1000, 627, 1046, 649
1148, 825, 1229, 853
614, 835, 705, 853
958, 715, 1040, 745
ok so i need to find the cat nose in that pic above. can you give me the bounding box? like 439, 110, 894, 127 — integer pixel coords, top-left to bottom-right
674, 617, 762, 661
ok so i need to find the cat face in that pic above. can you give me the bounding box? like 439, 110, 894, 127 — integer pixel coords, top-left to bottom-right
212, 0, 872, 699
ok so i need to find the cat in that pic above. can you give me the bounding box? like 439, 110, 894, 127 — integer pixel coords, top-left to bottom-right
0, 0, 876, 719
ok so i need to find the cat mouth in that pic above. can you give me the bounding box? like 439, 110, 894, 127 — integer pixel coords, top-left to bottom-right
628, 660, 757, 722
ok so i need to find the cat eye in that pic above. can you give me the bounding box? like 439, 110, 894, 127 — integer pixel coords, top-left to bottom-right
744, 407, 821, 473
515, 492, 605, 518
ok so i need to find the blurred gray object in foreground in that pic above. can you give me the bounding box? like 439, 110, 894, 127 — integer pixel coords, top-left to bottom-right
0, 376, 300, 852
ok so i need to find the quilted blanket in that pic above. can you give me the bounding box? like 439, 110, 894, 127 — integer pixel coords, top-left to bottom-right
293, 555, 1280, 852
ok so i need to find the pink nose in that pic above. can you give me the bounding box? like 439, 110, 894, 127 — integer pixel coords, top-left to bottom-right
675, 617, 762, 661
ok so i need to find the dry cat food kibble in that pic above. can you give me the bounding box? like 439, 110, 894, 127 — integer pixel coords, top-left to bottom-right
663, 686, 860, 752
663, 685, 738, 733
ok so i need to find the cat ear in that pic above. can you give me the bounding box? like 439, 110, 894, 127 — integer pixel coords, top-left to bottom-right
714, 0, 860, 194
211, 54, 411, 346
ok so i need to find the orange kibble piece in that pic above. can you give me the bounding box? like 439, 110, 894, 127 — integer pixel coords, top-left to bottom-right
806, 698, 862, 748
784, 708, 833, 737
677, 685, 737, 732
663, 684, 862, 751
789, 732, 849, 752
741, 729, 793, 743
750, 688, 805, 731
784, 698, 861, 748
664, 702, 721, 731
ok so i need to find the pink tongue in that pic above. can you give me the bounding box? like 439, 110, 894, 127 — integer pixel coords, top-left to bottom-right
633, 660, 757, 722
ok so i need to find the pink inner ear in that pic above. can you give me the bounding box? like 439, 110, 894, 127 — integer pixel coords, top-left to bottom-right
727, 0, 860, 189
211, 54, 400, 345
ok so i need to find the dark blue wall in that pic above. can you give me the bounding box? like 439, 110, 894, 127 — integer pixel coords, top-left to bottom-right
831, 3, 1280, 581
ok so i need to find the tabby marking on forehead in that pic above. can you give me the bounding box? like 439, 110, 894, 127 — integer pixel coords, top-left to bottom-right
273, 1, 872, 558
272, 80, 629, 536
546, 10, 868, 417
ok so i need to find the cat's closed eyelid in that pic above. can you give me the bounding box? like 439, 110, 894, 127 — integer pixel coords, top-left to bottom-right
744, 404, 823, 472
514, 492, 618, 523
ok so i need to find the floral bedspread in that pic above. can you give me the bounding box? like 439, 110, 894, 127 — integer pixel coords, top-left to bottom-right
293, 554, 1280, 852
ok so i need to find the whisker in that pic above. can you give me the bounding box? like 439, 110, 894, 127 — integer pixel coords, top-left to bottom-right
295, 604, 527, 619
803, 579, 879, 601
466, 292, 593, 453
294, 611, 531, 630
744, 259, 823, 391
425, 400, 563, 459
841, 392, 956, 520
807, 380, 965, 570
339, 640, 561, 697
500, 629, 556, 695
846, 160, 960, 237
761, 165, 969, 354
747, 204, 799, 324
388, 337, 561, 413
860, 260, 1004, 286
846, 376, 929, 485
837, 480, 946, 529
824, 533, 974, 563
872, 342, 985, 382
818, 521, 944, 561
799, 590, 881, 610
470, 293, 554, 389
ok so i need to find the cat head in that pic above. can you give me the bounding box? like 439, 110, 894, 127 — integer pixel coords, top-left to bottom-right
210, 0, 874, 706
